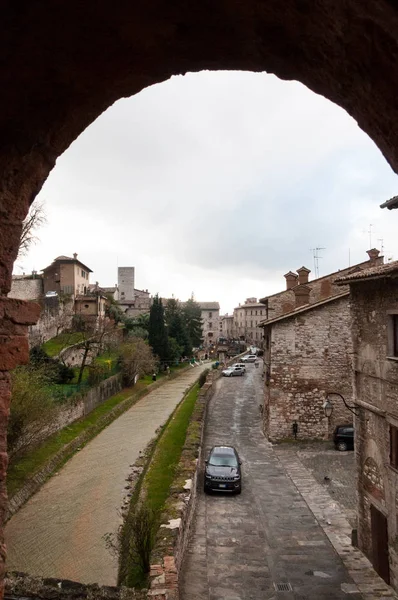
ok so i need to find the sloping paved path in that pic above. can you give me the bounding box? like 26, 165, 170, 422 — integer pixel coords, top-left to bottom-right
5, 364, 209, 586
181, 364, 364, 600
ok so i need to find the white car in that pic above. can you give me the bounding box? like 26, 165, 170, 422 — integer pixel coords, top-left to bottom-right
241, 355, 257, 363
222, 366, 245, 377
231, 363, 246, 373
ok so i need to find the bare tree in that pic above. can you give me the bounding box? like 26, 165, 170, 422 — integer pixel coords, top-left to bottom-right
75, 317, 118, 384
119, 339, 156, 386
18, 199, 47, 259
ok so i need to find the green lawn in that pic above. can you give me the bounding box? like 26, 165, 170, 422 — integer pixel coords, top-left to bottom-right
7, 380, 153, 498
123, 383, 200, 588
42, 332, 85, 357
143, 383, 199, 515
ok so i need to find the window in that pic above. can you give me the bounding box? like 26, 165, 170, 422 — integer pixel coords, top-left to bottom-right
390, 425, 398, 469
255, 310, 257, 316
394, 315, 398, 356
209, 322, 212, 329
260, 310, 263, 315
208, 332, 213, 338
209, 312, 212, 318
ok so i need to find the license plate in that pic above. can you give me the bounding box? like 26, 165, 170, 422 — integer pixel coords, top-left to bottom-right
219, 483, 226, 488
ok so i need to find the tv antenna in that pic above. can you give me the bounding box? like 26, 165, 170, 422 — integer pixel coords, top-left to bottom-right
368, 223, 373, 248
310, 247, 325, 279
377, 238, 384, 255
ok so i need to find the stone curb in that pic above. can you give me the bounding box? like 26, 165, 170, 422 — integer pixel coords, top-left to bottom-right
276, 448, 398, 600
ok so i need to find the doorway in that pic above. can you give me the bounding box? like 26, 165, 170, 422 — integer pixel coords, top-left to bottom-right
370, 504, 390, 584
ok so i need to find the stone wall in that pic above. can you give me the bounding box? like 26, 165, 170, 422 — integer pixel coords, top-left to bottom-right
6, 572, 146, 600
264, 295, 353, 441
349, 277, 398, 590
8, 277, 43, 301
28, 297, 74, 347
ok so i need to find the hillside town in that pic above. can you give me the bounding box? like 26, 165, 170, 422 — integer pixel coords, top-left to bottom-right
4, 237, 398, 598
4, 7, 398, 600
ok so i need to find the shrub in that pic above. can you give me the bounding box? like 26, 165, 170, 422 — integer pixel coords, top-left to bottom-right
29, 345, 74, 384
87, 365, 108, 386
128, 503, 156, 575
8, 366, 56, 458
198, 368, 209, 388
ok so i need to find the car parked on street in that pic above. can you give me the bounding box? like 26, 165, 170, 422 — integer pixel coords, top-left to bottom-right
204, 445, 242, 494
241, 354, 257, 363
333, 424, 354, 451
231, 363, 246, 372
222, 366, 245, 377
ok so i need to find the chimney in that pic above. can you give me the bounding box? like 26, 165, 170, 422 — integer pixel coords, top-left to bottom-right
293, 284, 310, 308
297, 266, 311, 285
367, 248, 380, 265
73, 253, 78, 259
284, 271, 299, 290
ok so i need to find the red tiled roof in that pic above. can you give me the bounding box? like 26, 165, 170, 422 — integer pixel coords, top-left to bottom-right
336, 261, 398, 283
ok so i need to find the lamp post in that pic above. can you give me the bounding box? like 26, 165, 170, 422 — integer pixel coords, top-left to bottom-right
323, 392, 359, 418
323, 399, 333, 418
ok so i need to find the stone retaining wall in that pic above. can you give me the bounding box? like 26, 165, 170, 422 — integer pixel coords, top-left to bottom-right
6, 374, 177, 521
148, 369, 220, 600
5, 572, 146, 600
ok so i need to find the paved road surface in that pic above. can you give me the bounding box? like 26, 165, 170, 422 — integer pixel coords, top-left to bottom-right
6, 364, 209, 585
181, 363, 362, 600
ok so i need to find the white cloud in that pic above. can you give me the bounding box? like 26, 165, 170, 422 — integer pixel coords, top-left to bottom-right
19, 71, 398, 313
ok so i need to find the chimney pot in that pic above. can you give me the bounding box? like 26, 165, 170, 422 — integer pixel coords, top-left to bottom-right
297, 266, 311, 285
293, 284, 311, 308
73, 253, 78, 259
284, 271, 299, 290
367, 248, 380, 265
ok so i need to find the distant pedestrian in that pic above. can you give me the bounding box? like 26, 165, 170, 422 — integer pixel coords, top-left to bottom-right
152, 373, 157, 382
166, 365, 171, 377
293, 421, 298, 440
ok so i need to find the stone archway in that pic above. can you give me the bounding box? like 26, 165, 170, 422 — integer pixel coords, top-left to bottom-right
2, 1, 398, 594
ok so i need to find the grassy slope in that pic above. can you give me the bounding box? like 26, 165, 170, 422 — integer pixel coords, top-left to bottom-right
42, 332, 86, 357
123, 383, 200, 588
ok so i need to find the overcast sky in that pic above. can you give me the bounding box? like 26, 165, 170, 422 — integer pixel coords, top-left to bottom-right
18, 71, 398, 314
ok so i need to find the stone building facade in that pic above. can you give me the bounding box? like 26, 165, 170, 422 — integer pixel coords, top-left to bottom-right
232, 298, 266, 344
259, 249, 383, 443
220, 314, 234, 339
119, 288, 151, 318
336, 262, 398, 589
261, 293, 353, 441
118, 267, 135, 302
198, 302, 220, 348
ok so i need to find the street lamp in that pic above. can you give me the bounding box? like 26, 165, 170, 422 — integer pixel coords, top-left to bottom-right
323, 399, 333, 418
323, 392, 359, 417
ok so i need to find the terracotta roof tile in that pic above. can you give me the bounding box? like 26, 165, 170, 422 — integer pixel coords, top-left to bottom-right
336, 261, 398, 283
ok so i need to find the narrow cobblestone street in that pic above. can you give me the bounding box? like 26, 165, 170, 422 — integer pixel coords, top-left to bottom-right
5, 365, 209, 586
180, 364, 396, 600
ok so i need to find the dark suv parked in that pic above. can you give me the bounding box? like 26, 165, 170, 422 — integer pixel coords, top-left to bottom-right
204, 446, 242, 494
333, 425, 354, 451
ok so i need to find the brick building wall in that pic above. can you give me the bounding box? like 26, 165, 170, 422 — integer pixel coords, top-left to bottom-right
263, 294, 353, 441
347, 275, 398, 590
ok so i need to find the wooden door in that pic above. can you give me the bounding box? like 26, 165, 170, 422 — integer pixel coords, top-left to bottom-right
370, 504, 390, 584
